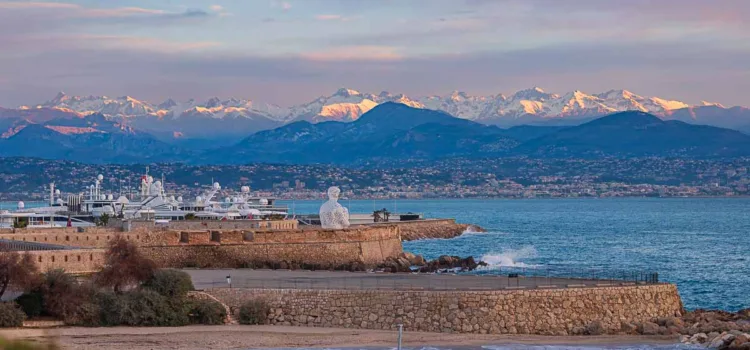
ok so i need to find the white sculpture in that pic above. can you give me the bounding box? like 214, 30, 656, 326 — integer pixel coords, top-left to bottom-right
319, 186, 350, 229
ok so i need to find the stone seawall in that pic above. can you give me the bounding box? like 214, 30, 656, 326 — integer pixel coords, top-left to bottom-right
207, 284, 683, 335
386, 219, 481, 241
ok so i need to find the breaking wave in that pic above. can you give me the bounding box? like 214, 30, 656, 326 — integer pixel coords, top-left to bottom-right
480, 246, 539, 268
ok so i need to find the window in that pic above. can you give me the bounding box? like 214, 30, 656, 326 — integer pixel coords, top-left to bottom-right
89, 254, 93, 261
77, 255, 81, 262
180, 232, 189, 243
38, 256, 42, 263
64, 256, 68, 262
243, 231, 254, 242
210, 231, 221, 243
51, 256, 55, 262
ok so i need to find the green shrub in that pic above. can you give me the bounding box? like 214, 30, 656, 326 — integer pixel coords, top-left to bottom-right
39, 270, 80, 319
188, 299, 227, 325
95, 291, 126, 326
143, 269, 194, 298
0, 302, 26, 327
238, 299, 269, 325
120, 289, 188, 327
15, 292, 43, 318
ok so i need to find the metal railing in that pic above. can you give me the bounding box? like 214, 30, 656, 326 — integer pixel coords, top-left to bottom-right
191, 267, 661, 292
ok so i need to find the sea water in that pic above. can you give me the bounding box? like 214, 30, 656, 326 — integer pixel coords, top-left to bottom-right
281, 198, 750, 312
4, 198, 748, 311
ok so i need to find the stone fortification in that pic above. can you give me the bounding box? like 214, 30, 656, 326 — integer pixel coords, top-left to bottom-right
207, 284, 683, 335
24, 249, 106, 274
139, 225, 403, 268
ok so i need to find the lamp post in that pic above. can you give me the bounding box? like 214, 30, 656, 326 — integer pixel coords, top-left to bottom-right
226, 275, 232, 289
397, 323, 403, 350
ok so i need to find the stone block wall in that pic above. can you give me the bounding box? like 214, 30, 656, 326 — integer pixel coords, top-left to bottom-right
207, 284, 683, 335
139, 226, 403, 268
0, 231, 144, 248
24, 249, 107, 274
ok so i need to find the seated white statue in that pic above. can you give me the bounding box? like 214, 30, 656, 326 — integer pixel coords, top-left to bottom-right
319, 186, 350, 229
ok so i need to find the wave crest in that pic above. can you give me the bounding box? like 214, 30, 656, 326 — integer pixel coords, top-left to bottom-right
481, 246, 539, 268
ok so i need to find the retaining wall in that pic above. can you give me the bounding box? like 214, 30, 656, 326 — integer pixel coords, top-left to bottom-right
207, 284, 683, 335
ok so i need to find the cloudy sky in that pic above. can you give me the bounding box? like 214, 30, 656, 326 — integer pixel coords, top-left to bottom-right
1, 0, 749, 107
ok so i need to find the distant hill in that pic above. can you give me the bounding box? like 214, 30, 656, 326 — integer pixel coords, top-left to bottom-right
218, 102, 518, 164
0, 113, 182, 163
516, 111, 750, 157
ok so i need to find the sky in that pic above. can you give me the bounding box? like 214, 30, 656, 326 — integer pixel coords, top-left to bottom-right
1, 0, 749, 107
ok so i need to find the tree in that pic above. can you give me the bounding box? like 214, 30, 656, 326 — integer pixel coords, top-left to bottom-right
0, 250, 41, 298
95, 236, 156, 293
97, 213, 110, 227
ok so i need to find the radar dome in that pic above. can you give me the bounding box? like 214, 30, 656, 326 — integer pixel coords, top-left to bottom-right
225, 197, 231, 203
55, 189, 61, 195
213, 182, 221, 190
259, 198, 269, 206
56, 198, 65, 205
17, 201, 24, 209
196, 196, 203, 202
177, 196, 183, 202
170, 195, 175, 201
116, 196, 129, 204
241, 186, 250, 193
97, 174, 104, 181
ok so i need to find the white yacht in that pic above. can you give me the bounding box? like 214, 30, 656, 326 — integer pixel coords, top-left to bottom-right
1, 171, 289, 228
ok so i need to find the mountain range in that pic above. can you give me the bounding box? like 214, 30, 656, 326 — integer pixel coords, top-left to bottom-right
2, 101, 750, 163
3, 88, 750, 145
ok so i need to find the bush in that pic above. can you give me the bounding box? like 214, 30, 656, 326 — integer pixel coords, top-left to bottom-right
96, 236, 155, 293
15, 292, 43, 318
188, 299, 227, 325
120, 289, 188, 327
0, 302, 26, 327
143, 269, 194, 298
39, 270, 80, 319
238, 299, 269, 325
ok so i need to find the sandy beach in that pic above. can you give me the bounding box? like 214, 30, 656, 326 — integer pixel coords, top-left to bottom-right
0, 325, 679, 350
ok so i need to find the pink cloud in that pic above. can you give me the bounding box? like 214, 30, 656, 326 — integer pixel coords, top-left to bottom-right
301, 46, 403, 62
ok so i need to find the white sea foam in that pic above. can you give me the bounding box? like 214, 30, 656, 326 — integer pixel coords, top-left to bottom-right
480, 246, 539, 268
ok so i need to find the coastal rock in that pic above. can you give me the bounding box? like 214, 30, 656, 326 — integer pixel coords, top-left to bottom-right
690, 333, 709, 344
417, 255, 487, 273
730, 334, 750, 348
638, 321, 660, 335
708, 332, 735, 349
620, 321, 638, 334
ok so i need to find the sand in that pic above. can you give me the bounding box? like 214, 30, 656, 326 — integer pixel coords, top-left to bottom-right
0, 325, 679, 350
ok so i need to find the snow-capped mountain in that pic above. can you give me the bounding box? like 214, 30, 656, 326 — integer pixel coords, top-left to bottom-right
8, 87, 750, 140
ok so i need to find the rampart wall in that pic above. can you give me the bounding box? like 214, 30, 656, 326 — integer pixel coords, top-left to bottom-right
139, 226, 402, 268
207, 284, 683, 335
23, 249, 107, 274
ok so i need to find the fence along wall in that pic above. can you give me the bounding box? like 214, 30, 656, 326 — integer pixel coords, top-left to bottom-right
208, 284, 683, 335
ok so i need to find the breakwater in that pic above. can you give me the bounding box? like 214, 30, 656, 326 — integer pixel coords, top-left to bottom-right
385, 219, 483, 241
207, 284, 683, 335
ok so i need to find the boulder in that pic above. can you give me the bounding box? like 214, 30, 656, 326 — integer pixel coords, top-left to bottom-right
690, 333, 709, 344
709, 332, 735, 349
585, 320, 604, 335
639, 321, 660, 335
620, 322, 638, 335
730, 334, 750, 348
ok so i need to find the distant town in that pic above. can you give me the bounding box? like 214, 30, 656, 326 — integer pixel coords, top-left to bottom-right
1, 157, 749, 202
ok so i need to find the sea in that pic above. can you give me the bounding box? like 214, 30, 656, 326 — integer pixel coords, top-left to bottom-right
5, 198, 744, 349
279, 198, 750, 312
4, 198, 748, 312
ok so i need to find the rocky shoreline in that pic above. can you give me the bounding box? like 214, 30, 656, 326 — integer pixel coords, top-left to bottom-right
380, 252, 487, 273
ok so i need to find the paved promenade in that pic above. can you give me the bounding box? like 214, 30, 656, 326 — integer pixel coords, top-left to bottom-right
184, 269, 648, 291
